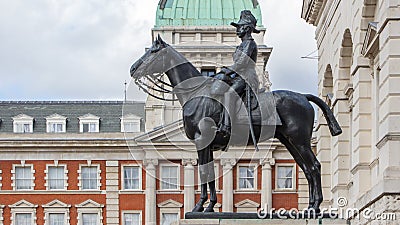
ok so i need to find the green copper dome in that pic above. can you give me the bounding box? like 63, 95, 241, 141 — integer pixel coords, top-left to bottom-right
155, 0, 263, 28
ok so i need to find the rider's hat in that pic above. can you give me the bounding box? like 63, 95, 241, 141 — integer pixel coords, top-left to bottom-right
230, 10, 260, 34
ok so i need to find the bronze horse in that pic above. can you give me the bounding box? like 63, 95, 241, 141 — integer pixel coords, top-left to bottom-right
130, 36, 342, 213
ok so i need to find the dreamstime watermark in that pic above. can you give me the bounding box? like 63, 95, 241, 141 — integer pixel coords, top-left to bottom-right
256, 197, 397, 221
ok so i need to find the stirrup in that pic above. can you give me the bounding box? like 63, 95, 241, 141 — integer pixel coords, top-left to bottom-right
217, 124, 231, 138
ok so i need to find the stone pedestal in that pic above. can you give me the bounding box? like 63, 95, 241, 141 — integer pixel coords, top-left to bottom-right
175, 218, 347, 225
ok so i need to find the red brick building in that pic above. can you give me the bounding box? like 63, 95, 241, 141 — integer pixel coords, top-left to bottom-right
0, 101, 304, 225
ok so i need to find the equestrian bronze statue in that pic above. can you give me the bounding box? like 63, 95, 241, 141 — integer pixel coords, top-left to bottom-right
129, 10, 342, 213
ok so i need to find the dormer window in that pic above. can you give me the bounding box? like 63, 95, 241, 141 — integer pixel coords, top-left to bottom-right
78, 114, 100, 133
12, 114, 34, 133
46, 114, 67, 133
121, 114, 141, 133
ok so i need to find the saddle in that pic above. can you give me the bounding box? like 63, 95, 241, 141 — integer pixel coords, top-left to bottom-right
236, 90, 282, 126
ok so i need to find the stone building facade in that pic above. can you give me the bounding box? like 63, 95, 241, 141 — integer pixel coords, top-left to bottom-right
302, 0, 400, 224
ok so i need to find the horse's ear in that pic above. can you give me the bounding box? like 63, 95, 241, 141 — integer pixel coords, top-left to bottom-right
158, 35, 168, 46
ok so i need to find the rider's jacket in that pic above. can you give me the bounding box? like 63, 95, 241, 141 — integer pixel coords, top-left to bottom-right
227, 37, 259, 91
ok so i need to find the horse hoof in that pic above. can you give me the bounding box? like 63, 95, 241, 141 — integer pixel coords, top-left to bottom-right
307, 207, 321, 214
192, 204, 204, 212
307, 205, 320, 214
204, 207, 214, 212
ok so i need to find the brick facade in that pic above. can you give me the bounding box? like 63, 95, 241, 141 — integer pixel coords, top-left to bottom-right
0, 157, 298, 224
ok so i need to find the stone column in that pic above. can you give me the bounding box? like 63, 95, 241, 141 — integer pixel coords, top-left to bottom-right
182, 159, 197, 213
105, 161, 119, 225
376, 17, 400, 195
260, 158, 274, 211
144, 159, 158, 225
221, 158, 236, 212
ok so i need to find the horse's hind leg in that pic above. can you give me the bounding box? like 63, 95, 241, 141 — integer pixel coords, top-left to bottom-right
299, 144, 323, 211
276, 133, 315, 209
291, 138, 323, 212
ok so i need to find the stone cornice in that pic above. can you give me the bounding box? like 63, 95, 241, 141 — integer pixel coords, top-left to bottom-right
302, 0, 325, 25
315, 0, 340, 47
0, 139, 131, 149
152, 26, 266, 32
376, 133, 400, 149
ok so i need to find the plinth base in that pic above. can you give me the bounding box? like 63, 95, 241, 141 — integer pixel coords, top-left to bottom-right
175, 218, 348, 225
186, 212, 339, 219
175, 212, 348, 225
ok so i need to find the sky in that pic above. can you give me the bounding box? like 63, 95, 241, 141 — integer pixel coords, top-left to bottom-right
0, 0, 317, 102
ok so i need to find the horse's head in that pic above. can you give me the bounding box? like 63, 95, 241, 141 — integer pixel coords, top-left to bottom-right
130, 34, 170, 79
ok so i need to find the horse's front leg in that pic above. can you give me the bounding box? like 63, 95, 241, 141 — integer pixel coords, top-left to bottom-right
204, 152, 217, 212
192, 168, 207, 212
192, 147, 210, 212
192, 119, 218, 212
204, 171, 217, 212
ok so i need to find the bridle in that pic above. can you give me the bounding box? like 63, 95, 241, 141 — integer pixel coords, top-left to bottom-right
133, 46, 212, 102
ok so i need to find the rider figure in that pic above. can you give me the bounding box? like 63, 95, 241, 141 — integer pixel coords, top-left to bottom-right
218, 10, 260, 136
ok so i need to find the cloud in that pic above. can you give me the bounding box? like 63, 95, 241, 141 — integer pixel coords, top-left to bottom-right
261, 0, 318, 94
0, 0, 158, 101
0, 0, 318, 101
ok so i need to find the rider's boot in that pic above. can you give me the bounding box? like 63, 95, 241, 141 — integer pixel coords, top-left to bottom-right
218, 92, 234, 138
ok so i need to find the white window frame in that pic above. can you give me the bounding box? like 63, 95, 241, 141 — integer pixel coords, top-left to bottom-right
78, 164, 101, 191
43, 199, 71, 225
236, 163, 258, 191
120, 114, 141, 133
197, 163, 219, 191
121, 165, 142, 191
45, 164, 68, 191
12, 114, 34, 133
9, 200, 38, 225
12, 163, 35, 191
158, 199, 182, 225
121, 210, 142, 225
76, 200, 104, 225
160, 211, 179, 225
160, 164, 180, 191
234, 199, 260, 213
78, 114, 100, 133
275, 163, 296, 191
46, 114, 67, 133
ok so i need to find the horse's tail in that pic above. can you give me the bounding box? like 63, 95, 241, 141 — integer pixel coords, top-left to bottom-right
305, 94, 342, 136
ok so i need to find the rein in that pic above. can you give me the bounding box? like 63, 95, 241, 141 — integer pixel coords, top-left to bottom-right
135, 72, 212, 102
